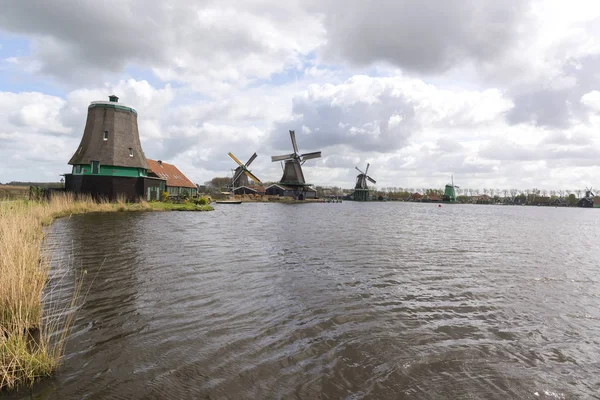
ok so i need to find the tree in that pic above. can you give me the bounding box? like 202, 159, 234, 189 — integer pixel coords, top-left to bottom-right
210, 177, 232, 190
575, 189, 582, 199
567, 193, 577, 205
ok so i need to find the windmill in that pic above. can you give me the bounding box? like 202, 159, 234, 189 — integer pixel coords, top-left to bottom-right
268, 130, 321, 200
577, 186, 595, 208
353, 163, 376, 201
227, 152, 261, 193
442, 175, 459, 203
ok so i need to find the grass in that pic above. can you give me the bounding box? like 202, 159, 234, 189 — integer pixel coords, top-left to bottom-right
0, 193, 212, 391
0, 186, 29, 201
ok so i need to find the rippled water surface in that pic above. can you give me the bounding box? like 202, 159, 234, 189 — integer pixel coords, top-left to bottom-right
17, 203, 600, 399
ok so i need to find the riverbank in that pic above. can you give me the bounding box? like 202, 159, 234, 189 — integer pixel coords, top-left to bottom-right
0, 194, 213, 391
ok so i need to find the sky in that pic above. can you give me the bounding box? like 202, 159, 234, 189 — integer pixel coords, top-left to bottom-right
1, 0, 600, 191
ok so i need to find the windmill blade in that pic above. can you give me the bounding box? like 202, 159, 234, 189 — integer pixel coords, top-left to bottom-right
301, 151, 321, 160
364, 163, 370, 175
245, 152, 258, 168
289, 130, 299, 154
355, 166, 365, 175
367, 176, 376, 184
272, 153, 294, 162
244, 170, 262, 184
228, 152, 244, 166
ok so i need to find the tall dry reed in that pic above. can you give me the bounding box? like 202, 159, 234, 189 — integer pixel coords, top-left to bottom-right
0, 192, 212, 390
1, 193, 118, 390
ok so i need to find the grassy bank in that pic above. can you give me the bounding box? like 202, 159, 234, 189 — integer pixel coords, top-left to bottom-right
0, 194, 212, 390
0, 185, 29, 201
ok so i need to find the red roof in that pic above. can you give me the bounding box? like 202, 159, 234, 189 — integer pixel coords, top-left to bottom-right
146, 159, 196, 189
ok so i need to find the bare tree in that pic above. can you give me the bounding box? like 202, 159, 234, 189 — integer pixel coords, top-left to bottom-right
575, 189, 582, 198
483, 188, 489, 196
541, 189, 548, 197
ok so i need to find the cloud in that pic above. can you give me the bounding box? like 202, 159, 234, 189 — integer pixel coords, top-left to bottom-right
0, 92, 70, 137
581, 90, 600, 111
270, 75, 512, 153
313, 0, 531, 74
0, 0, 324, 88
2, 1, 600, 190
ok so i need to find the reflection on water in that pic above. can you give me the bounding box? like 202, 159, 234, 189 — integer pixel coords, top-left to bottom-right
15, 203, 600, 399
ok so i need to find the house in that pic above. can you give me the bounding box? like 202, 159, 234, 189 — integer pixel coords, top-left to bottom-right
265, 184, 317, 199
146, 159, 197, 198
233, 186, 266, 196
424, 194, 441, 202
532, 196, 551, 206
65, 95, 165, 201
471, 195, 491, 204
410, 192, 423, 201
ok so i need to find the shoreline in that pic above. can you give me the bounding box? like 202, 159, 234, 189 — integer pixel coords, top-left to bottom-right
0, 194, 213, 391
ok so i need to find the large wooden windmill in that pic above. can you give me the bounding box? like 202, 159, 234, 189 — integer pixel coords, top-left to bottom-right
227, 152, 261, 190
266, 130, 321, 200
353, 163, 376, 201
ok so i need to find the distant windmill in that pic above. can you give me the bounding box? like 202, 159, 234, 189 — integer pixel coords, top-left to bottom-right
227, 152, 261, 190
267, 130, 321, 200
577, 186, 595, 208
353, 163, 376, 201
442, 175, 459, 203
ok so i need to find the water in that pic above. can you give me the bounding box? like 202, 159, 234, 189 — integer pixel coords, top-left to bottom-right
15, 203, 600, 399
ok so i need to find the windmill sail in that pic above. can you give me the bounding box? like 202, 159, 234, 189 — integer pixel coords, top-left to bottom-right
228, 152, 261, 189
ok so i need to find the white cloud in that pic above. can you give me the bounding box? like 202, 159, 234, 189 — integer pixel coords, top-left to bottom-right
581, 90, 600, 111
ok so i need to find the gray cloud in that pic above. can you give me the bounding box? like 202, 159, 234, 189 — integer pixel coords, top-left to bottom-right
271, 87, 416, 154
0, 0, 321, 86
313, 0, 531, 74
507, 55, 600, 128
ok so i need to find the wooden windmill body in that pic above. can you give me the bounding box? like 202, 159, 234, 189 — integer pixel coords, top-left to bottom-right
353, 163, 376, 201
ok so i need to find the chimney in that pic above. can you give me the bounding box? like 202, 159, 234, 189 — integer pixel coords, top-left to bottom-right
108, 95, 119, 103
158, 160, 162, 165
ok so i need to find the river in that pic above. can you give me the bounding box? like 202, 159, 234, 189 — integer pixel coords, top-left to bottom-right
16, 202, 600, 399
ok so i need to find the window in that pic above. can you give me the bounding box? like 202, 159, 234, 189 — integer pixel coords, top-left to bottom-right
103, 131, 108, 141
129, 148, 133, 157
91, 161, 99, 174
